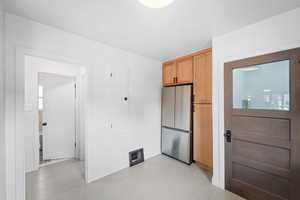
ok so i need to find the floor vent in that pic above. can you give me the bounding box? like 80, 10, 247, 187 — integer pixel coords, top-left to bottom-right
129, 148, 144, 167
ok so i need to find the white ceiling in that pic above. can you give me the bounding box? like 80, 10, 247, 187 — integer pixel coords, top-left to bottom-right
4, 0, 300, 61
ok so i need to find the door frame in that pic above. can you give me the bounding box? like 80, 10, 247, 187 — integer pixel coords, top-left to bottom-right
224, 47, 300, 199
10, 47, 89, 200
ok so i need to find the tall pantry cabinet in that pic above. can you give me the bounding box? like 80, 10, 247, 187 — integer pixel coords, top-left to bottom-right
162, 48, 213, 171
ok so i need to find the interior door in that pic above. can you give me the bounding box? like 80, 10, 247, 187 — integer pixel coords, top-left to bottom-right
224, 48, 300, 200
41, 75, 76, 160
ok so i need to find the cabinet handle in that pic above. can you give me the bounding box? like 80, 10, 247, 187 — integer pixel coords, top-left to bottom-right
175, 77, 178, 83
173, 77, 176, 83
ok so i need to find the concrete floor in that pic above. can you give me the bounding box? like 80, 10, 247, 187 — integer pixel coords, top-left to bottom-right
26, 155, 243, 200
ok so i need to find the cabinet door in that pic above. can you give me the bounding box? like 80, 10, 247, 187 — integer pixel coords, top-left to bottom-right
194, 52, 212, 103
176, 58, 193, 84
163, 63, 176, 86
193, 104, 213, 170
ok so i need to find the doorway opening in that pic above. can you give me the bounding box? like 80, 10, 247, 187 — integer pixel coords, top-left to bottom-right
38, 72, 77, 166
23, 55, 87, 200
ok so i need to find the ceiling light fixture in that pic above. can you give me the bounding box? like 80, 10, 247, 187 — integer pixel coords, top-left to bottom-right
138, 0, 174, 8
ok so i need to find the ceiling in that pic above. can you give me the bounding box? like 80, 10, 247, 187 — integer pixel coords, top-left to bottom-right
4, 0, 300, 61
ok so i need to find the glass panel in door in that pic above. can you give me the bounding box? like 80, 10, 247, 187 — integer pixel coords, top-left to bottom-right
232, 60, 290, 110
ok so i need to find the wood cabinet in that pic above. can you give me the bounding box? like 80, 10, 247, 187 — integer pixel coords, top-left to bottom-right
192, 49, 212, 171
162, 48, 213, 172
163, 58, 193, 86
176, 58, 193, 84
193, 52, 212, 103
193, 104, 213, 170
163, 62, 177, 85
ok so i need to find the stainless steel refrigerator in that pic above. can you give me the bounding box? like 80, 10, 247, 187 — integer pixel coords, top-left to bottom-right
161, 85, 192, 164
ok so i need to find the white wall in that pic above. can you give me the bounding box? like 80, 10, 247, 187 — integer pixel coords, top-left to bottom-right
5, 13, 161, 200
0, 0, 6, 199
212, 7, 300, 188
24, 55, 82, 172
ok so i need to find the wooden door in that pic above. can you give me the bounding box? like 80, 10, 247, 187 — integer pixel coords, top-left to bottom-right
176, 58, 193, 84
163, 62, 176, 86
224, 48, 300, 200
194, 52, 212, 103
193, 104, 213, 170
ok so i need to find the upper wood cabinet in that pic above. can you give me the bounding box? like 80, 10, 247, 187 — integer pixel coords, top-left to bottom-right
176, 58, 193, 84
163, 58, 193, 86
163, 62, 177, 85
193, 51, 212, 103
193, 103, 213, 170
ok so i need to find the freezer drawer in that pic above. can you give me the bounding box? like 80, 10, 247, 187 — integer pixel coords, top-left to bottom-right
175, 85, 191, 131
162, 127, 191, 164
162, 87, 175, 127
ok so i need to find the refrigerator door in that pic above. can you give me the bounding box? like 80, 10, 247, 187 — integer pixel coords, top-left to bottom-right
162, 127, 191, 164
175, 85, 192, 131
162, 87, 175, 128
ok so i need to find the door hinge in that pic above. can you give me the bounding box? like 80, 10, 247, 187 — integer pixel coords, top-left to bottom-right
74, 84, 77, 98
74, 142, 77, 148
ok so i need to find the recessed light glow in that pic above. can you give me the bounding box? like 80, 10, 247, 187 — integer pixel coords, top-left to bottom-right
239, 67, 259, 72
138, 0, 174, 8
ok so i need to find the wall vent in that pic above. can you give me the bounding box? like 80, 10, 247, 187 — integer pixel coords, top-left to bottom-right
129, 148, 144, 167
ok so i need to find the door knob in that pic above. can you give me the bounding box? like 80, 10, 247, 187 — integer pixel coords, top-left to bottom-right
42, 122, 47, 126
224, 130, 231, 143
